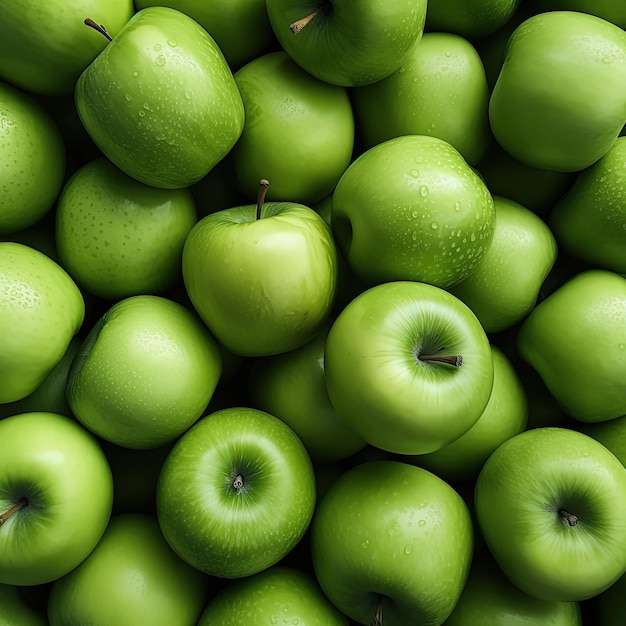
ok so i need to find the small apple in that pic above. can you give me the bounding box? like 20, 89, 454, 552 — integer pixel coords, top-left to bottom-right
0, 412, 113, 586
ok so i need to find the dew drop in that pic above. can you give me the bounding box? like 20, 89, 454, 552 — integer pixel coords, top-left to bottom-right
619, 344, 625, 350
431, 222, 439, 230
153, 43, 162, 51
124, 94, 132, 102
155, 55, 165, 66
138, 110, 146, 118
455, 201, 461, 212
167, 39, 177, 47
184, 91, 192, 100
420, 186, 429, 197
404, 545, 413, 555
132, 71, 139, 78
418, 519, 426, 527
410, 168, 420, 178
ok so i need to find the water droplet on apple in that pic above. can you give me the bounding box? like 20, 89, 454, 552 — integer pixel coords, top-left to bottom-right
445, 50, 452, 57
361, 540, 369, 549
619, 344, 625, 350
153, 43, 162, 51
455, 201, 462, 211
124, 94, 132, 102
155, 55, 165, 66
410, 169, 420, 178
168, 39, 177, 47
184, 91, 192, 100
138, 110, 146, 118
420, 186, 429, 197
404, 545, 413, 554
411, 211, 418, 218
418, 519, 426, 527
431, 222, 438, 230
132, 71, 139, 78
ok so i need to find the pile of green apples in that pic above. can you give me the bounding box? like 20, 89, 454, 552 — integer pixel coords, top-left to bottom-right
2, 0, 626, 624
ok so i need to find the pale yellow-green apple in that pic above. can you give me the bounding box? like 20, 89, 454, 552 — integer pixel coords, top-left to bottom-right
0, 242, 84, 404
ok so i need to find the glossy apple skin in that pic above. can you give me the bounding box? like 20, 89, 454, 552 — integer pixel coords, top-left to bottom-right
475, 427, 626, 601
75, 6, 245, 189
47, 514, 209, 626
232, 51, 354, 205
0, 412, 113, 586
156, 407, 316, 578
352, 32, 490, 165
450, 196, 557, 333
517, 270, 626, 422
56, 157, 197, 300
197, 565, 348, 625
265, 0, 427, 87
324, 281, 494, 455
310, 460, 474, 626
0, 243, 84, 404
67, 294, 222, 449
331, 135, 495, 289
182, 202, 338, 357
489, 11, 626, 172
531, 0, 626, 29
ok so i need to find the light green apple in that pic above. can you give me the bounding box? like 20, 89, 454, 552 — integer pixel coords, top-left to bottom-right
232, 51, 354, 205
310, 460, 474, 625
75, 6, 245, 189
577, 415, 626, 468
265, 0, 427, 87
324, 281, 494, 455
550, 136, 626, 274
66, 294, 222, 449
475, 427, 626, 601
0, 583, 47, 626
0, 412, 113, 586
517, 270, 626, 423
0, 81, 65, 234
489, 11, 626, 172
47, 514, 209, 626
531, 0, 626, 30
352, 32, 491, 165
332, 135, 495, 289
0, 242, 84, 404
56, 157, 198, 300
449, 196, 558, 334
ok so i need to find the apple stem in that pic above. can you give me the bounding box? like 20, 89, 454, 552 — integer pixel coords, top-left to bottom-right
290, 6, 325, 34
0, 498, 28, 526
233, 474, 245, 494
370, 595, 384, 626
84, 17, 113, 41
255, 179, 270, 221
418, 353, 463, 367
559, 509, 579, 527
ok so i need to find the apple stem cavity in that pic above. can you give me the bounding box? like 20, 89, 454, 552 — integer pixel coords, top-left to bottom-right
290, 6, 325, 34
255, 178, 270, 221
416, 350, 463, 367
559, 509, 579, 527
371, 595, 384, 626
84, 18, 113, 42
0, 498, 28, 526
233, 474, 245, 494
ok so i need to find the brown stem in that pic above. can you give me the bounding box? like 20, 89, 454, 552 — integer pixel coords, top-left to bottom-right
290, 6, 325, 34
233, 474, 245, 494
559, 509, 578, 527
84, 18, 113, 41
0, 498, 28, 526
256, 179, 270, 220
370, 595, 384, 626
418, 353, 463, 367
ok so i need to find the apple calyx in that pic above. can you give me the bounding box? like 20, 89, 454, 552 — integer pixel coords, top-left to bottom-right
0, 498, 28, 526
84, 17, 113, 42
370, 595, 384, 626
559, 509, 579, 527
255, 178, 270, 220
232, 474, 245, 494
289, 6, 325, 34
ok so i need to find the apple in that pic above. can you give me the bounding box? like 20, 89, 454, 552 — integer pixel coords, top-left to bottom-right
0, 583, 47, 626
0, 81, 66, 234
475, 427, 626, 601
55, 157, 198, 300
248, 325, 366, 463
265, 0, 427, 87
550, 136, 626, 274
0, 412, 113, 586
489, 10, 626, 172
0, 242, 84, 404
310, 460, 474, 625
47, 513, 209, 626
449, 195, 558, 334
197, 565, 349, 625
182, 181, 338, 357
156, 406, 316, 578
596, 571, 626, 626
324, 280, 494, 455
577, 415, 626, 468
75, 6, 245, 189
331, 134, 495, 289
517, 270, 626, 423
231, 51, 354, 205
66, 294, 223, 449
530, 0, 626, 29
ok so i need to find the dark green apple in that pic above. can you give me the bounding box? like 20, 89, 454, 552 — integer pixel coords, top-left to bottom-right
0, 583, 47, 626
596, 571, 626, 626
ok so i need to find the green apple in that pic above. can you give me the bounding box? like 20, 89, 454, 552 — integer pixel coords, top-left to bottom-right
596, 571, 626, 626
475, 427, 626, 601
324, 281, 494, 455
0, 412, 113, 586
352, 32, 490, 165
489, 11, 626, 172
408, 345, 528, 483
47, 513, 209, 626
550, 136, 626, 274
156, 406, 316, 578
449, 196, 558, 334
517, 270, 626, 423
310, 460, 474, 625
0, 1, 133, 95
56, 157, 198, 300
0, 584, 47, 626
75, 6, 245, 189
577, 415, 626, 468
531, 0, 626, 30
182, 183, 338, 357
331, 134, 495, 289
232, 51, 354, 205
443, 555, 582, 625
248, 326, 366, 463
265, 0, 427, 87
197, 565, 348, 625
133, 0, 277, 69
67, 294, 222, 449
0, 242, 84, 404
